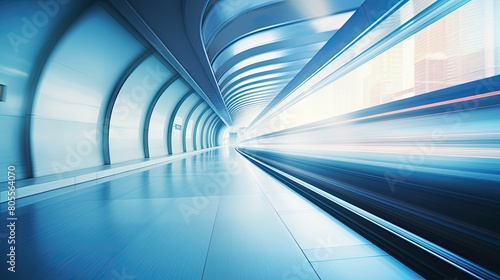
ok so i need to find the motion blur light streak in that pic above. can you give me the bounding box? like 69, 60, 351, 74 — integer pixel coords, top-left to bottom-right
1, 0, 499, 279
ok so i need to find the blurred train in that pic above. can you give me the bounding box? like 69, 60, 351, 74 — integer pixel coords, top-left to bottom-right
239, 75, 500, 278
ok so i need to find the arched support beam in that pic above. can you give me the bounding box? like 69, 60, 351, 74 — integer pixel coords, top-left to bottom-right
200, 112, 216, 150
208, 119, 220, 148
203, 114, 218, 149
102, 48, 155, 164
213, 122, 224, 147
25, 1, 95, 177
182, 100, 204, 152
166, 90, 194, 155
143, 73, 180, 158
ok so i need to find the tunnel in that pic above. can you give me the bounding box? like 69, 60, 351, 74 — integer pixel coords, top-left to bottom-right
0, 0, 499, 279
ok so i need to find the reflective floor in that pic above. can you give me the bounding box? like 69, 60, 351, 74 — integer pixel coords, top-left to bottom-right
0, 147, 422, 279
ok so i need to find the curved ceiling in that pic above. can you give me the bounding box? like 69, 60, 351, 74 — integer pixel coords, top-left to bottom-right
112, 0, 364, 129
201, 0, 364, 127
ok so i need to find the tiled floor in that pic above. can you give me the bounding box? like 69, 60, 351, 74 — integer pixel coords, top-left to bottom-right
0, 147, 422, 279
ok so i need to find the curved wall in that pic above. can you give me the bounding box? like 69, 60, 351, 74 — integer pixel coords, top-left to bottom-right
0, 1, 225, 181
